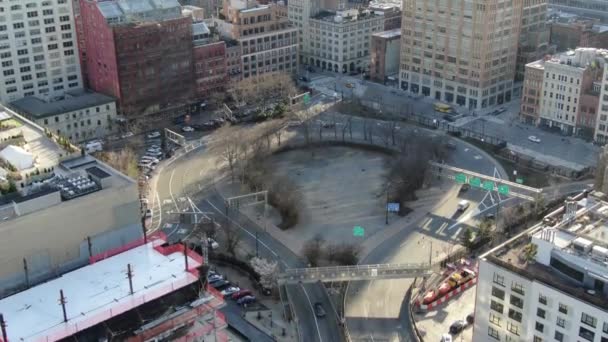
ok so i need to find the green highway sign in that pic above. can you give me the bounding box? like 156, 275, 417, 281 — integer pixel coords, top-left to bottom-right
353, 226, 365, 237
469, 177, 481, 187
516, 178, 524, 184
482, 180, 494, 191
498, 184, 510, 195
455, 173, 467, 184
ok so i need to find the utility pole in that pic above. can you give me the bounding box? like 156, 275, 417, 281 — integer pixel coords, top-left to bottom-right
183, 242, 189, 271
23, 258, 29, 289
429, 241, 433, 266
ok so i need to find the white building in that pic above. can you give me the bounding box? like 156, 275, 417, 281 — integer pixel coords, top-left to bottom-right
9, 90, 117, 143
0, 0, 83, 104
595, 62, 608, 143
307, 9, 384, 74
474, 192, 608, 342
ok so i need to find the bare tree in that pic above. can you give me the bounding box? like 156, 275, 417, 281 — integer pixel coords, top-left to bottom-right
96, 148, 138, 178
222, 222, 242, 257
378, 122, 392, 147
302, 235, 325, 267
211, 127, 241, 182
341, 116, 350, 141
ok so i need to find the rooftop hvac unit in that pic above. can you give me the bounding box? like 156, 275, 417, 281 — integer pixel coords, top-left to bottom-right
573, 237, 593, 253
592, 245, 608, 260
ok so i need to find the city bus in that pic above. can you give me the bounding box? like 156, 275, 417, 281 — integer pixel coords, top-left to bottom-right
434, 102, 452, 113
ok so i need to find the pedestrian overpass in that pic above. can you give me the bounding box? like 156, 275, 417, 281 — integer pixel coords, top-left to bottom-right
277, 263, 435, 284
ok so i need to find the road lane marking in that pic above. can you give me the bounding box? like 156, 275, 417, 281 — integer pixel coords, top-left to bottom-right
168, 169, 179, 212
300, 283, 324, 342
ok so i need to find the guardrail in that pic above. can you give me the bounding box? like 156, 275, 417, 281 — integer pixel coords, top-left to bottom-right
278, 263, 434, 284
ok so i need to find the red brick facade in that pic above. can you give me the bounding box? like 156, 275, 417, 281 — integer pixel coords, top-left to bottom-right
193, 41, 228, 97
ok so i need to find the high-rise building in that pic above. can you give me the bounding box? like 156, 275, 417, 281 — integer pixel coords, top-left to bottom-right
399, 0, 523, 110
79, 0, 194, 118
515, 0, 551, 84
549, 0, 608, 23
0, 0, 83, 104
215, 0, 298, 80
473, 191, 608, 342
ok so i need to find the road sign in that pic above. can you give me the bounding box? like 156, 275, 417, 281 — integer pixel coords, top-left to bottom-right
498, 184, 510, 195
455, 173, 467, 184
482, 180, 494, 191
353, 226, 365, 237
387, 202, 400, 212
516, 178, 524, 184
469, 177, 481, 187
303, 93, 311, 104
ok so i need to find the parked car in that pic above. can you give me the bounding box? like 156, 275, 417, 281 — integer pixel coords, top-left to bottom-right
208, 273, 223, 283
237, 295, 256, 305
528, 135, 541, 143
141, 156, 159, 163
466, 313, 474, 325
147, 131, 161, 139
440, 334, 453, 342
121, 131, 134, 139
145, 209, 152, 218
146, 150, 163, 158
232, 289, 252, 300
458, 184, 470, 193
182, 126, 194, 132
449, 320, 467, 334
211, 280, 231, 290
314, 302, 326, 317
207, 238, 219, 250
221, 286, 240, 297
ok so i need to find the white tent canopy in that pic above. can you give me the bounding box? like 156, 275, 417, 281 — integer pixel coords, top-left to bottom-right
0, 145, 34, 170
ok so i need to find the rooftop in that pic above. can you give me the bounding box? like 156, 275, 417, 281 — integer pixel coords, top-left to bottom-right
9, 90, 115, 119
311, 9, 379, 23
373, 28, 401, 39
483, 191, 608, 310
0, 233, 202, 342
97, 0, 182, 24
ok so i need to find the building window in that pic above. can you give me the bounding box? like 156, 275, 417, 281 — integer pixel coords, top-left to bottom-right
492, 287, 505, 300
510, 295, 523, 309
511, 282, 524, 295
537, 308, 545, 319
493, 273, 505, 286
603, 322, 608, 334
488, 327, 500, 340
507, 322, 520, 336
508, 309, 522, 322
558, 304, 568, 315
554, 331, 564, 342
535, 321, 544, 333
490, 300, 504, 314
533, 337, 542, 342
556, 317, 565, 328
581, 313, 597, 328
579, 326, 595, 341
489, 312, 501, 326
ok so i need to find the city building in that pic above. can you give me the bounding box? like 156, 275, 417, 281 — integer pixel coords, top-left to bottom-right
79, 0, 194, 118
593, 59, 608, 143
370, 29, 400, 82
523, 48, 606, 137
549, 0, 608, 23
0, 106, 142, 296
0, 232, 227, 341
550, 15, 608, 51
225, 40, 243, 81
515, 0, 552, 85
193, 31, 228, 97
307, 9, 384, 74
216, 0, 298, 80
9, 90, 116, 143
520, 59, 546, 125
0, 0, 83, 104
369, 2, 401, 30
473, 191, 608, 342
399, 0, 523, 110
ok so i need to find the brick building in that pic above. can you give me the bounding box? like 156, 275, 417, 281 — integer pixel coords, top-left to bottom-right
369, 2, 401, 31
193, 24, 228, 97
79, 0, 194, 118
370, 29, 400, 83
520, 59, 546, 125
550, 16, 608, 51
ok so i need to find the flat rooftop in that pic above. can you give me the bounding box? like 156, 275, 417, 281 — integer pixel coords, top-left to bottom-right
9, 90, 115, 119
373, 28, 401, 39
0, 235, 202, 342
483, 191, 608, 309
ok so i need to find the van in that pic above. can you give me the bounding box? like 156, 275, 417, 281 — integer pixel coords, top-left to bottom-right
85, 141, 103, 153
457, 200, 470, 212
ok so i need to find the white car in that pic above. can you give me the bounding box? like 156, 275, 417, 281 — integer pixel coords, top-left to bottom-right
457, 200, 470, 212
440, 334, 453, 342
147, 131, 161, 139
528, 135, 541, 143
221, 286, 240, 297
182, 126, 194, 132
121, 131, 134, 139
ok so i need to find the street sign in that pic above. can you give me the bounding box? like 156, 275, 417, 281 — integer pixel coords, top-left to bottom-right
469, 177, 481, 188
455, 173, 467, 184
516, 178, 524, 184
482, 180, 494, 191
353, 226, 365, 237
303, 93, 311, 104
498, 184, 510, 195
387, 202, 400, 212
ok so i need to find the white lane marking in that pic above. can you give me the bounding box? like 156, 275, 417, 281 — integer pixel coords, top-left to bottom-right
447, 197, 515, 231
168, 169, 179, 212
300, 283, 324, 342
201, 199, 283, 260
153, 189, 162, 231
